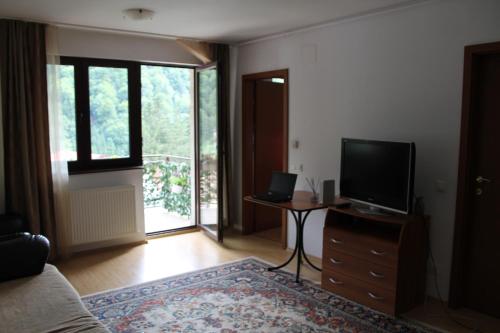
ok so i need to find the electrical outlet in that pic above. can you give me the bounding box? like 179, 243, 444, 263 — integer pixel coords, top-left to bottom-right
289, 164, 303, 173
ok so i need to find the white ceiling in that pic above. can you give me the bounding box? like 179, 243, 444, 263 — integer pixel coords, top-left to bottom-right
0, 0, 422, 43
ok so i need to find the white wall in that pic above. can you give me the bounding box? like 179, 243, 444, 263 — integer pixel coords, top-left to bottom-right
232, 0, 500, 299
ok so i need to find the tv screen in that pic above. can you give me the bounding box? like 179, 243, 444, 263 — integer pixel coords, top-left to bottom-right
340, 138, 415, 214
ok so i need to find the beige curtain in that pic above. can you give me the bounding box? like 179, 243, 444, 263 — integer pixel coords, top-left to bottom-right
0, 19, 58, 258
46, 26, 72, 258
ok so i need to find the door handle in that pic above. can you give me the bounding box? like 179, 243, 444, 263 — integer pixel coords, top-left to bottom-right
476, 176, 492, 184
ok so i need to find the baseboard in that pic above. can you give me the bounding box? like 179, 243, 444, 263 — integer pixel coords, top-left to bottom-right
70, 232, 146, 253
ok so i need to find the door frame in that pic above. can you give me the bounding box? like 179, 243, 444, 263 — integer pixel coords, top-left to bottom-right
241, 69, 289, 249
449, 41, 500, 307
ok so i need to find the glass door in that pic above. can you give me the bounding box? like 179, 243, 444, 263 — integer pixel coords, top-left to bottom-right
196, 63, 223, 241
141, 65, 196, 234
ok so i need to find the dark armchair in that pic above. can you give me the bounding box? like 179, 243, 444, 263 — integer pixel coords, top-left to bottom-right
0, 214, 50, 282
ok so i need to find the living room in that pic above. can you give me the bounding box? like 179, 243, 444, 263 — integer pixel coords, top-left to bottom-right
1, 0, 500, 332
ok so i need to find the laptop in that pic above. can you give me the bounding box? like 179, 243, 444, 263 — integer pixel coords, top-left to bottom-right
252, 171, 298, 203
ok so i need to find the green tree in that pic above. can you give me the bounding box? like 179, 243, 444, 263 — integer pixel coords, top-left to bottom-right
141, 65, 193, 158
55, 64, 194, 159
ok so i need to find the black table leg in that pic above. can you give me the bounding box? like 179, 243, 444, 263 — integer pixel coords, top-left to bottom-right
267, 209, 322, 282
299, 210, 322, 272
267, 210, 300, 272
295, 211, 302, 282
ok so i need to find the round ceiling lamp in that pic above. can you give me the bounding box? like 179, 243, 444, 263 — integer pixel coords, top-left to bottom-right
123, 8, 155, 21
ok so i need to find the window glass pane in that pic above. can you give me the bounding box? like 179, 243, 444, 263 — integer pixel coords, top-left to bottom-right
89, 66, 129, 159
141, 66, 193, 157
198, 67, 218, 235
48, 64, 77, 161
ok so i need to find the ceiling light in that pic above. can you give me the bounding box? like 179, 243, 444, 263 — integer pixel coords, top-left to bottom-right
123, 8, 155, 21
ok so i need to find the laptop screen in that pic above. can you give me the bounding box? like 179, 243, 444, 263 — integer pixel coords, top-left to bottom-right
268, 172, 297, 195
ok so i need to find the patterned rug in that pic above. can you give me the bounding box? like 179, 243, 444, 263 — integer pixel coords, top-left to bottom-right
83, 258, 437, 333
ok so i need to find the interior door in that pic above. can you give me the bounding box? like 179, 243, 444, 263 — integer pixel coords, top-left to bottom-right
242, 70, 289, 247
253, 79, 285, 232
196, 63, 223, 241
463, 52, 500, 317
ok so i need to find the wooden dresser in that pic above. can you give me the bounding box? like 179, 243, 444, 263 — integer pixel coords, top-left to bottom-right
321, 206, 428, 316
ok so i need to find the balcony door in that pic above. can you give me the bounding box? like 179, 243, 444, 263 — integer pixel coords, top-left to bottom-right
196, 63, 223, 242
141, 65, 196, 234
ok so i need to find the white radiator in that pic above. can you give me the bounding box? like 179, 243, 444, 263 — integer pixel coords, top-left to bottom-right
70, 185, 137, 245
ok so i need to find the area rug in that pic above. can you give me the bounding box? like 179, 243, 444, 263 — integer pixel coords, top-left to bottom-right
83, 258, 437, 333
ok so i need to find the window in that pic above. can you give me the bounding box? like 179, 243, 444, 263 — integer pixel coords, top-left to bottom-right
59, 57, 141, 173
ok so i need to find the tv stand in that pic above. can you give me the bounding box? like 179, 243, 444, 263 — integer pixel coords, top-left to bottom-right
321, 206, 429, 316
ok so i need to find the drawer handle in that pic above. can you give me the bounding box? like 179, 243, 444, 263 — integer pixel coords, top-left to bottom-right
330, 258, 343, 265
331, 238, 344, 244
370, 249, 386, 256
369, 271, 385, 279
329, 277, 344, 285
368, 292, 385, 300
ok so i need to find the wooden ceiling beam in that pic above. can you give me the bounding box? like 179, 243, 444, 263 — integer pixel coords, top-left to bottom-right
176, 39, 212, 64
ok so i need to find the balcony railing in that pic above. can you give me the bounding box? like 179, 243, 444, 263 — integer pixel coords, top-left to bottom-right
143, 154, 218, 218
143, 154, 192, 217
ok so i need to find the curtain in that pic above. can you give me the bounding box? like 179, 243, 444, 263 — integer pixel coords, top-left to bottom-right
228, 46, 238, 228
211, 44, 232, 227
46, 26, 71, 258
0, 19, 59, 258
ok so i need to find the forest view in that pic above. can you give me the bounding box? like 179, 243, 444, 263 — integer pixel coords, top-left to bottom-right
142, 65, 193, 158
56, 64, 196, 159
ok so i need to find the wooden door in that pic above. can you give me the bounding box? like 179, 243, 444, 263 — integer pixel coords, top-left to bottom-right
450, 42, 500, 317
463, 52, 500, 317
242, 70, 288, 245
254, 80, 285, 232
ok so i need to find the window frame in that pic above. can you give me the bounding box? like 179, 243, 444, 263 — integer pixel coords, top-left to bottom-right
61, 56, 142, 174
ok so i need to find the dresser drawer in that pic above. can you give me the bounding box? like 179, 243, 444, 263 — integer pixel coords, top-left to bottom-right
322, 269, 396, 316
324, 226, 398, 267
323, 250, 397, 290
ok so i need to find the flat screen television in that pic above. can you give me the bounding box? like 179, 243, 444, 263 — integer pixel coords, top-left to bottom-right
340, 138, 415, 214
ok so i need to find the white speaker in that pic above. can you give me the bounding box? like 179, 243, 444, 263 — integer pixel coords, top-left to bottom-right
322, 180, 336, 205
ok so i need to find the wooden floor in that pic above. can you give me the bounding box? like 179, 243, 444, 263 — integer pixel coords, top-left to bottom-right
253, 226, 282, 243
57, 229, 500, 333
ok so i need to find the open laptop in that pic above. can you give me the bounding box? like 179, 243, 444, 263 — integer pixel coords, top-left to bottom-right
252, 171, 298, 203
